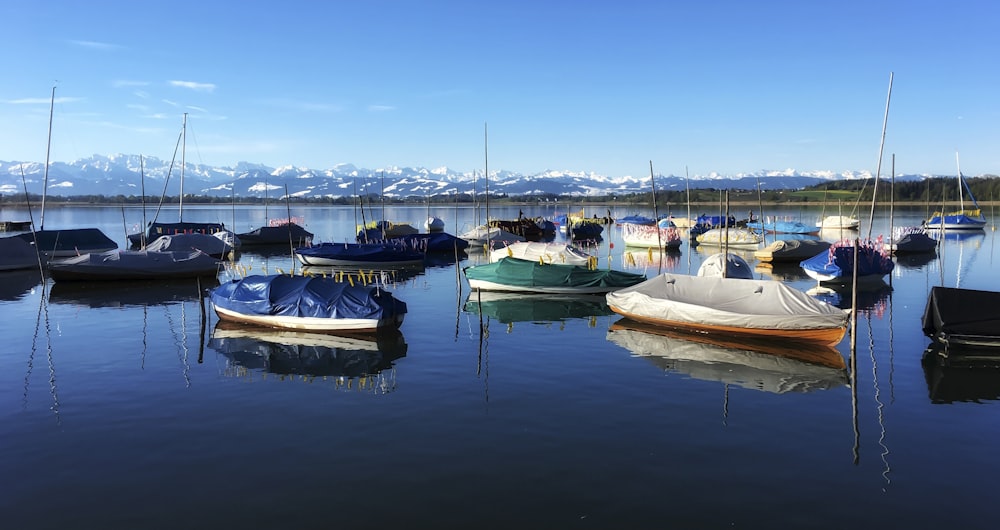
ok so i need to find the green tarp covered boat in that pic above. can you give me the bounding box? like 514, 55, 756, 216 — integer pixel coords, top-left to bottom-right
463, 257, 646, 294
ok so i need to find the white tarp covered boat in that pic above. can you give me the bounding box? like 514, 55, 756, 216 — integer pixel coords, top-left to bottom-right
488, 242, 594, 266
606, 273, 850, 347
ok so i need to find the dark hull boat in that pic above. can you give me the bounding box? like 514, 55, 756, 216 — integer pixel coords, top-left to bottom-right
17, 228, 118, 259
47, 249, 221, 282
238, 222, 313, 247
295, 242, 426, 267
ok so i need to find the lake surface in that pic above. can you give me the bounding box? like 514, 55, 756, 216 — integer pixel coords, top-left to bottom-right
1, 203, 998, 529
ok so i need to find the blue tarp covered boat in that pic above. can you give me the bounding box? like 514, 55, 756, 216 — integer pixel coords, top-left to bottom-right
295, 242, 426, 267
210, 274, 407, 332
800, 239, 894, 285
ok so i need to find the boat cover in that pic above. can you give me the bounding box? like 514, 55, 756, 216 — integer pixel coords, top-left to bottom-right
754, 239, 830, 262
489, 242, 593, 266
366, 232, 470, 253
921, 286, 1000, 345
211, 274, 407, 322
17, 228, 118, 255
799, 242, 894, 279
295, 242, 425, 264
697, 253, 753, 279
606, 273, 849, 332
146, 233, 232, 257
617, 215, 656, 225
47, 250, 221, 281
238, 223, 313, 245
0, 236, 40, 271
606, 320, 847, 393
465, 257, 645, 290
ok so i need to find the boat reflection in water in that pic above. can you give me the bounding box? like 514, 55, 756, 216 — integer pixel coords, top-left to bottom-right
208, 321, 407, 393
463, 291, 614, 328
606, 318, 848, 393
300, 264, 426, 285
0, 269, 44, 302
807, 282, 892, 317
47, 278, 218, 308
753, 262, 811, 282
922, 343, 1000, 404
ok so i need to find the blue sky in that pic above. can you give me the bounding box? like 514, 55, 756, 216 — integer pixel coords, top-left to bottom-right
1, 0, 998, 178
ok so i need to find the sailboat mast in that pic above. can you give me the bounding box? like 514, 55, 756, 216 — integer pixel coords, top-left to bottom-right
40, 85, 56, 230
955, 151, 964, 212
867, 71, 892, 241
179, 112, 187, 222
484, 122, 490, 228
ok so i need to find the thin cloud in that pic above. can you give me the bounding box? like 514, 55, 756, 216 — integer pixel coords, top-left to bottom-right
112, 80, 149, 88
69, 40, 121, 51
369, 105, 396, 112
169, 80, 216, 92
3, 96, 81, 105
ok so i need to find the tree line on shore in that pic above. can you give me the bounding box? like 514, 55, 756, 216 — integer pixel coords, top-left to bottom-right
3, 176, 998, 207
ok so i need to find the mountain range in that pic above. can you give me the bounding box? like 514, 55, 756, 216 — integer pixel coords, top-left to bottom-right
0, 154, 937, 199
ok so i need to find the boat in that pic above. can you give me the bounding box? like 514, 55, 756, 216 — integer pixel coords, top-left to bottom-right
238, 220, 313, 247
464, 257, 646, 294
20, 86, 118, 258
357, 220, 420, 241
606, 319, 848, 393
687, 213, 737, 239
695, 227, 762, 249
46, 249, 222, 282
922, 286, 1000, 352
816, 215, 860, 230
128, 114, 228, 247
294, 242, 426, 267
209, 320, 407, 381
210, 274, 407, 332
463, 291, 615, 324
425, 216, 445, 233
359, 231, 469, 254
746, 218, 819, 236
144, 232, 235, 258
697, 253, 753, 279
488, 215, 555, 241
605, 273, 851, 347
799, 238, 895, 286
0, 236, 42, 271
924, 153, 987, 231
457, 224, 525, 247
616, 214, 656, 226
565, 219, 604, 240
754, 238, 831, 263
886, 226, 937, 254
489, 241, 595, 266
621, 222, 683, 249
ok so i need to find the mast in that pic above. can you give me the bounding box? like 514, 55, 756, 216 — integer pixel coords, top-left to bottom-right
179, 112, 187, 222
955, 151, 964, 212
40, 85, 56, 230
867, 71, 892, 240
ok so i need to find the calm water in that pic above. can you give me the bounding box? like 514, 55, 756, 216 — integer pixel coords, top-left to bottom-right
1, 203, 998, 529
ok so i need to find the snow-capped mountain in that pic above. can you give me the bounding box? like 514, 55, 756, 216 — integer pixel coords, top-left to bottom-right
0, 155, 928, 199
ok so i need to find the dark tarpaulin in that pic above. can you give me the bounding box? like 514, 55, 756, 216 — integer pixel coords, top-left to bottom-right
922, 286, 1000, 343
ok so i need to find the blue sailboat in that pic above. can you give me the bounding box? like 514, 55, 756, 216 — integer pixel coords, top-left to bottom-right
924, 153, 987, 231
